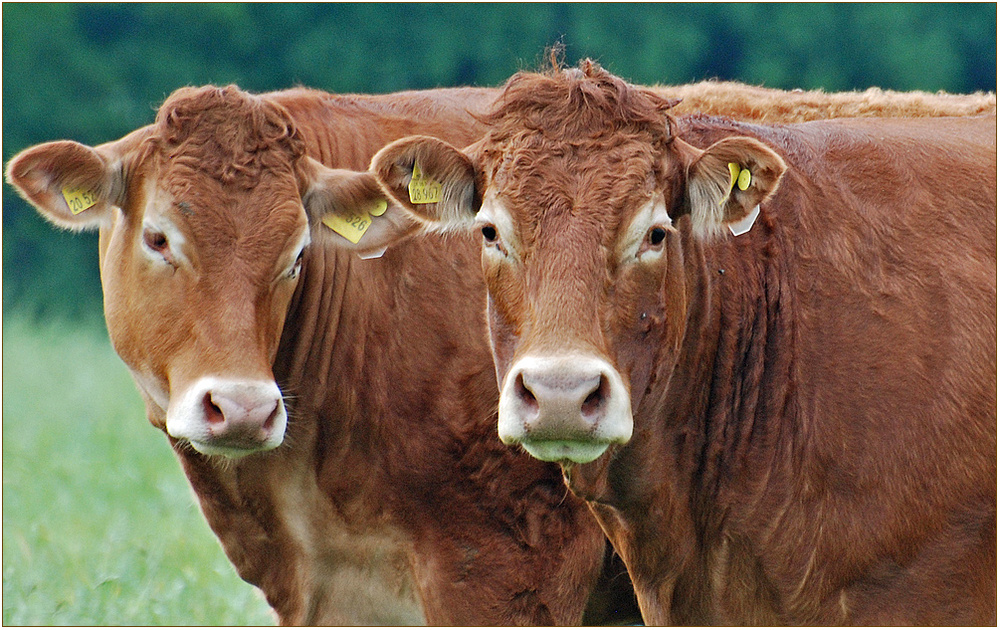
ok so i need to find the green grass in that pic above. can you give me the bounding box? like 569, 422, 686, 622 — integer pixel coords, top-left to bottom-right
2, 317, 276, 625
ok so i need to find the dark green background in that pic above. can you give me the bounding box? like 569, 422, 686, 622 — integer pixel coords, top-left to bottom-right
4, 3, 996, 321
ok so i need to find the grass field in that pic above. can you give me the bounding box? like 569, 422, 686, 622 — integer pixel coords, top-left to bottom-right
2, 317, 276, 625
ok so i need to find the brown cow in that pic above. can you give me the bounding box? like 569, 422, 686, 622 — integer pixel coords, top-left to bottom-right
369, 62, 997, 624
7, 78, 994, 625
6, 84, 635, 625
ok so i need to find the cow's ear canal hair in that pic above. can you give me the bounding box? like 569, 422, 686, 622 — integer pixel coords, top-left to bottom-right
683, 136, 786, 240
371, 135, 480, 231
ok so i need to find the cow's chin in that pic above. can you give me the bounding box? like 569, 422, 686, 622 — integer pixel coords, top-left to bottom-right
519, 440, 610, 465
186, 438, 281, 459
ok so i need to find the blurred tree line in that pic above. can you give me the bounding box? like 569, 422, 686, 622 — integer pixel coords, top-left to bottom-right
3, 3, 996, 321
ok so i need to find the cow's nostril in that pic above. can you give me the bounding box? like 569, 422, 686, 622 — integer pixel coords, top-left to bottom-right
262, 400, 281, 431
581, 373, 609, 419
514, 372, 539, 413
203, 393, 225, 425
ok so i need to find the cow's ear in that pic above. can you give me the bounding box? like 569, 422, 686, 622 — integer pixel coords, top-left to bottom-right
300, 157, 417, 258
682, 136, 786, 239
6, 139, 129, 231
370, 135, 480, 232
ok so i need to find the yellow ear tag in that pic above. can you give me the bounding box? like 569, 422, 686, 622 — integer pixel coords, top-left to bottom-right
321, 199, 389, 244
62, 187, 98, 215
322, 209, 371, 244
720, 162, 742, 207
727, 162, 741, 192
737, 168, 752, 191
407, 163, 442, 205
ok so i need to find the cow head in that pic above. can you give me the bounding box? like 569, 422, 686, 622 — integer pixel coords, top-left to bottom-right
6, 85, 413, 458
370, 62, 785, 465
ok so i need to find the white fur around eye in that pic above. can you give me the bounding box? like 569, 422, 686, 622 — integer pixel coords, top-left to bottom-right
618, 194, 672, 263
141, 218, 186, 266
475, 195, 518, 259
141, 187, 190, 267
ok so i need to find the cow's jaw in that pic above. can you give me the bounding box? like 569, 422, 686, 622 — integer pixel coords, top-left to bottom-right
497, 354, 633, 464
166, 376, 288, 458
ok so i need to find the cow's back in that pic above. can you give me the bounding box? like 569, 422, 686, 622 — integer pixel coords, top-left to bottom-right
268, 87, 500, 170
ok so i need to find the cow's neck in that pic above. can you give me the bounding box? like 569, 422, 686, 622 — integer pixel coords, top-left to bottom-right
278, 243, 400, 462
173, 434, 423, 625
587, 216, 805, 624
687, 219, 802, 517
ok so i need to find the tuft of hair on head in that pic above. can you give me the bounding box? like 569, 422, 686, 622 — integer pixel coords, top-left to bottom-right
485, 58, 681, 149
546, 41, 567, 74
154, 85, 306, 189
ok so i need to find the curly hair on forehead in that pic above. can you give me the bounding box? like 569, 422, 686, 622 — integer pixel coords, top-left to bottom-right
484, 58, 679, 144
153, 85, 306, 189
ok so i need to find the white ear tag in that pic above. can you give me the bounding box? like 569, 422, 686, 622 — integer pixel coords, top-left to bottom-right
728, 204, 760, 237
357, 246, 387, 260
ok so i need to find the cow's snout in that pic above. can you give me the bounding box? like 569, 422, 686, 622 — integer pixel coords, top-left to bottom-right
498, 356, 632, 464
512, 368, 609, 432
168, 378, 287, 457
203, 385, 281, 432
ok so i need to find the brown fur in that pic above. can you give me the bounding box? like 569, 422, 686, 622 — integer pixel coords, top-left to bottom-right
660, 79, 996, 122
372, 62, 997, 624
7, 84, 634, 625
8, 74, 996, 625
156, 85, 308, 188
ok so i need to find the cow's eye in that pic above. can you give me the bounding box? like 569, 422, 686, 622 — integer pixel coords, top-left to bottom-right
287, 251, 304, 279
142, 227, 175, 265
143, 228, 168, 252
478, 221, 508, 256
648, 227, 667, 246
635, 225, 669, 260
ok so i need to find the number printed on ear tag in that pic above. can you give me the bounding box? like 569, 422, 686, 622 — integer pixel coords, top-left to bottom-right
62, 187, 98, 215
322, 210, 371, 244
407, 163, 442, 204
321, 199, 388, 244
